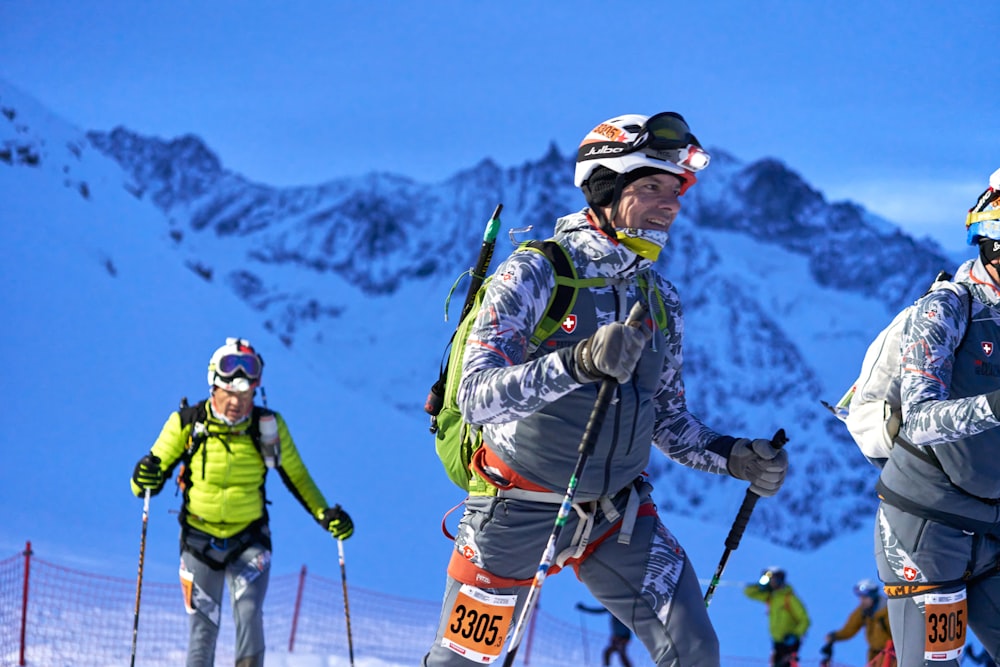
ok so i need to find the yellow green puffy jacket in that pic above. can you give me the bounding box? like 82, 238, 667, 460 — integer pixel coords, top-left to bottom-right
130, 399, 328, 539
744, 584, 811, 642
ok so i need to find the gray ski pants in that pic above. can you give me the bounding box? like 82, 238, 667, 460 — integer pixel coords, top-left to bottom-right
179, 540, 271, 667
423, 479, 719, 666
874, 503, 1000, 667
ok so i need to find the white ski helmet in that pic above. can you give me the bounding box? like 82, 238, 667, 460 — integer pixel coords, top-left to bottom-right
207, 337, 264, 392
966, 167, 1000, 245
574, 112, 710, 207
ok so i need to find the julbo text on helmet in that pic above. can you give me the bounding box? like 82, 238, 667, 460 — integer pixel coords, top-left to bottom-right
207, 337, 264, 392
574, 112, 710, 208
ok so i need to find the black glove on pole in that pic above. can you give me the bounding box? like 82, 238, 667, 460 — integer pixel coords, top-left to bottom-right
704, 429, 788, 607
503, 301, 648, 667
129, 488, 151, 667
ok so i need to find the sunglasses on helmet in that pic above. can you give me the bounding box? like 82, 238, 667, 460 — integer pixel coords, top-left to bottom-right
631, 112, 711, 172
217, 353, 262, 379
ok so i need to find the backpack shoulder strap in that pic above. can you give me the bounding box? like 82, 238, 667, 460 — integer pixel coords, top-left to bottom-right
178, 398, 210, 458
518, 239, 606, 347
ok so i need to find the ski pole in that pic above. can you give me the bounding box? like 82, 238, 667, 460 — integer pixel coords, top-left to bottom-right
337, 538, 355, 667
425, 203, 504, 429
503, 301, 648, 667
704, 428, 788, 607
129, 488, 151, 667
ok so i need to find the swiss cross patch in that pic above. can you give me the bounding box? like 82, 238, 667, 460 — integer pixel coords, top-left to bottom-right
562, 314, 577, 333
983, 342, 994, 356
903, 566, 919, 581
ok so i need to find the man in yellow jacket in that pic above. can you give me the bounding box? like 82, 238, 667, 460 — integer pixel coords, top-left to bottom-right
130, 337, 354, 667
744, 566, 811, 667
822, 579, 894, 667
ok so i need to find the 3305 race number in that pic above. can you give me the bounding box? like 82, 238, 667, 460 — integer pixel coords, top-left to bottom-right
442, 585, 516, 663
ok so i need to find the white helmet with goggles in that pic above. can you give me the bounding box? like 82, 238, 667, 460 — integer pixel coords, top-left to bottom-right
965, 167, 1000, 245
574, 112, 710, 206
207, 337, 264, 392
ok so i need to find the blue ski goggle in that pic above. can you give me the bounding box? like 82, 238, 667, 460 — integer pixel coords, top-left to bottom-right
217, 353, 262, 379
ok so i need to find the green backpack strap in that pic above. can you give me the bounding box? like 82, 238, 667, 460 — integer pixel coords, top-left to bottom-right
637, 270, 668, 333
517, 240, 606, 347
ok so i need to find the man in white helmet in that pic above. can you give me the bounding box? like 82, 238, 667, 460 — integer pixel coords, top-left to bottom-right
130, 337, 354, 667
422, 113, 789, 666
874, 168, 1000, 667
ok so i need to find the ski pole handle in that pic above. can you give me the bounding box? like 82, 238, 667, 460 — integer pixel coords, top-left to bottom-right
724, 429, 787, 551
458, 203, 503, 322
577, 301, 648, 455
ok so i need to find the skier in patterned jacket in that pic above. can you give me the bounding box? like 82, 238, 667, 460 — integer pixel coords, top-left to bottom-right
130, 337, 354, 667
874, 167, 1000, 667
422, 113, 789, 667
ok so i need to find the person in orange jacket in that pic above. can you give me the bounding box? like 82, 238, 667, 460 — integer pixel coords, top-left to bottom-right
822, 579, 894, 667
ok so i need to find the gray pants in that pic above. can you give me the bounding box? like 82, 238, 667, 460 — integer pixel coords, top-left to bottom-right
180, 538, 271, 667
423, 480, 719, 666
874, 503, 1000, 667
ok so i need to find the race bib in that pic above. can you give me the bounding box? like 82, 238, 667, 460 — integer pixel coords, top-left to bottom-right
441, 584, 516, 663
923, 589, 967, 661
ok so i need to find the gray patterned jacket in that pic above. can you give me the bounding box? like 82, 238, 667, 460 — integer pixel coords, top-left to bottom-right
457, 209, 736, 499
878, 257, 1000, 531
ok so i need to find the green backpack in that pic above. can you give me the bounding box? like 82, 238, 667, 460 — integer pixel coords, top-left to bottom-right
430, 239, 608, 495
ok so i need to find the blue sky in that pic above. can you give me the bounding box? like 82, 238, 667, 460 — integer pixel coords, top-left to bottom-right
1, 1, 997, 253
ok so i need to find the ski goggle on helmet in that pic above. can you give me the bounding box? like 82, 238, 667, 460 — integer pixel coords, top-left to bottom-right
207, 337, 264, 392
574, 112, 711, 196
965, 167, 1000, 245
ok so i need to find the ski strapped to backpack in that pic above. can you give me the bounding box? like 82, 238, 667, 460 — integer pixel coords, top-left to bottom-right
824, 271, 972, 467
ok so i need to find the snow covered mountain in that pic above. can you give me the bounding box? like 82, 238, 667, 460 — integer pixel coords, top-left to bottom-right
2, 77, 960, 558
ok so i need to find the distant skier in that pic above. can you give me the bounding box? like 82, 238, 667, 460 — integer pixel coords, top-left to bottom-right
576, 602, 634, 667
874, 167, 1000, 667
420, 112, 789, 667
129, 337, 354, 667
744, 566, 810, 667
823, 579, 894, 667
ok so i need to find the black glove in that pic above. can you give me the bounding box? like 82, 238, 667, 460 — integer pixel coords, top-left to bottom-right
569, 320, 651, 384
320, 505, 354, 540
727, 438, 788, 497
820, 641, 833, 658
132, 454, 163, 492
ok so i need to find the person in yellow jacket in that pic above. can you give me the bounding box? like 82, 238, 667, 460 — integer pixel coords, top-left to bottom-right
822, 579, 894, 667
130, 337, 354, 667
744, 566, 811, 667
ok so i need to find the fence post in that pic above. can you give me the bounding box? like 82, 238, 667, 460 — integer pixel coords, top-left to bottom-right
19, 540, 32, 667
288, 564, 307, 652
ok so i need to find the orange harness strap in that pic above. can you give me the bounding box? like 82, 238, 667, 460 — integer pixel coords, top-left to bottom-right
447, 502, 658, 588
472, 445, 553, 493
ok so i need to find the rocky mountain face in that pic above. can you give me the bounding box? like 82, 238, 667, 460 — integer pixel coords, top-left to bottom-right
3, 83, 957, 549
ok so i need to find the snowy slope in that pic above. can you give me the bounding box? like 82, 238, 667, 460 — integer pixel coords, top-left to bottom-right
0, 77, 981, 665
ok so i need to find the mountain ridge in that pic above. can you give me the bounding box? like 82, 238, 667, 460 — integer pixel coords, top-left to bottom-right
1, 77, 961, 551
